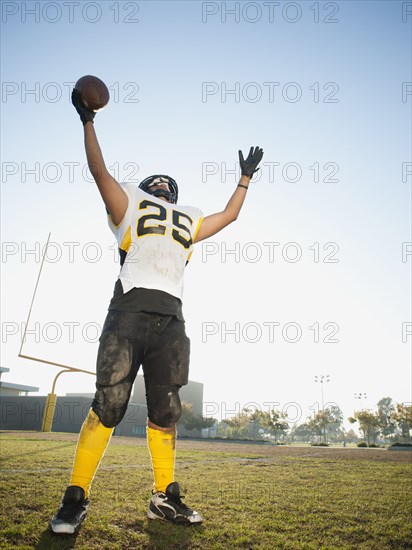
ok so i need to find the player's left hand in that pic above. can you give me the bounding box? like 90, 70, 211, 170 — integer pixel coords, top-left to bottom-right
239, 146, 264, 178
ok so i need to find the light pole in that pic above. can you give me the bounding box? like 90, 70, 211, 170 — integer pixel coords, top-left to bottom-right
314, 374, 330, 443
314, 374, 330, 409
354, 392, 367, 410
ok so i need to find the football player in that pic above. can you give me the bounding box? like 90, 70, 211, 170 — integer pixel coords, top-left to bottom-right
50, 90, 263, 534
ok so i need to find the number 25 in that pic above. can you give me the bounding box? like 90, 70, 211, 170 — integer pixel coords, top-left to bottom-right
137, 200, 193, 249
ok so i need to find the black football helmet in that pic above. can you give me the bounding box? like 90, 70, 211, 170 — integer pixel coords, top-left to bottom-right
138, 175, 178, 204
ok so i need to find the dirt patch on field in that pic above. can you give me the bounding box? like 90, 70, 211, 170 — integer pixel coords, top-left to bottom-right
1, 430, 411, 463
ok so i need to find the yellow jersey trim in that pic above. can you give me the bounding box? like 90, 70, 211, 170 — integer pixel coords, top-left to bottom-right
119, 226, 132, 252
193, 216, 204, 242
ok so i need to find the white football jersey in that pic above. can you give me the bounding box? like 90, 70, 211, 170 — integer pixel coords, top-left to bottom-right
108, 182, 203, 299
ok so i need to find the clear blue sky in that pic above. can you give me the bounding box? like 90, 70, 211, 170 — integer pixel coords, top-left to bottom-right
1, 0, 411, 427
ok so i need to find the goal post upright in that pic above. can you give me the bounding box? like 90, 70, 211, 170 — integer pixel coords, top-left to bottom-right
18, 233, 95, 432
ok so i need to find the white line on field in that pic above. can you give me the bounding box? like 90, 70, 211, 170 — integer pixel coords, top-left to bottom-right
0, 456, 274, 474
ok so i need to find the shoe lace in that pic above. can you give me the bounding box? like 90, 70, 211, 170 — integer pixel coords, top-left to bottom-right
167, 492, 191, 512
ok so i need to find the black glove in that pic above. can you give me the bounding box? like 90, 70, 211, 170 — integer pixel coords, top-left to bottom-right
238, 146, 264, 178
71, 89, 95, 125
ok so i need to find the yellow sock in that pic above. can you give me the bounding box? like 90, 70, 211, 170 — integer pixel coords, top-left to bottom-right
70, 409, 113, 498
147, 426, 176, 493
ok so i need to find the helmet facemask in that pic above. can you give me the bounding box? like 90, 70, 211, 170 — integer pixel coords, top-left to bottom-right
139, 175, 178, 204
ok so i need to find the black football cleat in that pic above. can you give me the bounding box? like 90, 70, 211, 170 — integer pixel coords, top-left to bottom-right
147, 481, 202, 525
50, 486, 90, 534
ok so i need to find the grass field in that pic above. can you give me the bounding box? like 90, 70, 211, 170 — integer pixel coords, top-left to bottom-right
1, 431, 411, 549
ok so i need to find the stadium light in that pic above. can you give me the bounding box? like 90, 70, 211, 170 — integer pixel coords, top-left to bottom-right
354, 392, 367, 410
314, 374, 330, 410
314, 374, 331, 444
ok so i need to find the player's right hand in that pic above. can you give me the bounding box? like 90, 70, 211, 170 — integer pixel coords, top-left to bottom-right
71, 89, 96, 125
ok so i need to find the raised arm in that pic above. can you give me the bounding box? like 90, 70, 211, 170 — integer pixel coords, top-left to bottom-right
72, 90, 128, 225
194, 146, 263, 243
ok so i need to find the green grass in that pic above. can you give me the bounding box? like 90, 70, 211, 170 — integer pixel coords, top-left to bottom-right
0, 433, 411, 549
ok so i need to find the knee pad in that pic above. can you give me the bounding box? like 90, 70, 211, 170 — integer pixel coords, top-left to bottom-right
147, 385, 182, 428
92, 386, 129, 428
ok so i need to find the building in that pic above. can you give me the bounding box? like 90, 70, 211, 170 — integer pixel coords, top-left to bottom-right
0, 373, 204, 438
0, 366, 39, 396
65, 375, 204, 418
132, 374, 204, 416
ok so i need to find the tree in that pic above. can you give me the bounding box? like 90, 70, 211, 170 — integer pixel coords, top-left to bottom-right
291, 423, 313, 443
308, 410, 332, 443
222, 410, 252, 438
178, 402, 216, 432
270, 409, 289, 441
348, 410, 380, 445
252, 409, 289, 441
377, 397, 396, 440
307, 407, 342, 444
326, 405, 344, 440
344, 429, 359, 444
221, 408, 290, 441
391, 404, 412, 441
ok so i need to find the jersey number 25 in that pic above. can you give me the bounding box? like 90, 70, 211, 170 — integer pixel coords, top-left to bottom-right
137, 200, 193, 249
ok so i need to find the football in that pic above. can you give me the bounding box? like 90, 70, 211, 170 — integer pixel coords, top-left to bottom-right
74, 75, 110, 112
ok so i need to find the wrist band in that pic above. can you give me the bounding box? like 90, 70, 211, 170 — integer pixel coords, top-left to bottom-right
237, 184, 249, 190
